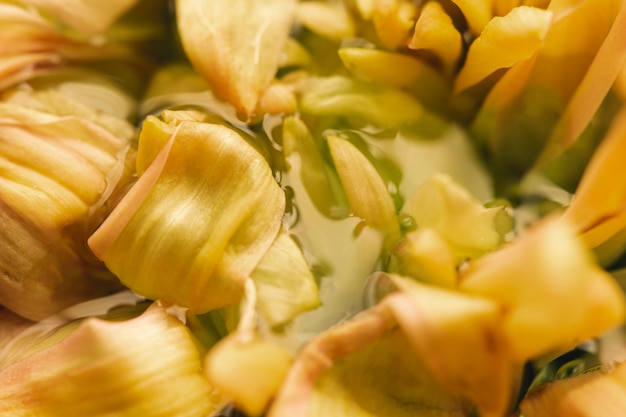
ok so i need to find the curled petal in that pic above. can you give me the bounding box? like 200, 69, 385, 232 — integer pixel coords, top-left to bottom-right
89, 121, 285, 313
0, 302, 217, 416
460, 218, 626, 360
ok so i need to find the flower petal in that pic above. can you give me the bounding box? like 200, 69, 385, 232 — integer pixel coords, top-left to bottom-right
176, 0, 296, 119
88, 121, 285, 313
454, 6, 553, 94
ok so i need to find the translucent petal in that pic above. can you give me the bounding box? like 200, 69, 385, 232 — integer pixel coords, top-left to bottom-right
252, 228, 320, 327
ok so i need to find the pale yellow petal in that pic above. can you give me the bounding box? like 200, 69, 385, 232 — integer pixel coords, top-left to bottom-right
296, 1, 355, 40
24, 0, 139, 35
252, 228, 320, 326
176, 0, 296, 119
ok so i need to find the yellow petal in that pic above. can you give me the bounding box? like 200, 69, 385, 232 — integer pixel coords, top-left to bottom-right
269, 304, 466, 417
391, 228, 458, 288
205, 336, 292, 416
460, 218, 626, 360
296, 1, 355, 40
387, 276, 514, 417
176, 0, 297, 119
371, 0, 418, 49
23, 0, 139, 35
409, 1, 463, 76
454, 6, 553, 94
562, 108, 626, 246
535, 0, 626, 166
0, 103, 131, 320
252, 228, 320, 326
328, 135, 399, 236
338, 47, 440, 89
89, 121, 285, 313
401, 174, 511, 261
282, 116, 347, 218
449, 0, 492, 35
0, 302, 218, 416
299, 75, 423, 126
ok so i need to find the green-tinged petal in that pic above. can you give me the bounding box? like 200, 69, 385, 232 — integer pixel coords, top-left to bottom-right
0, 103, 133, 320
328, 135, 400, 237
409, 1, 463, 77
454, 6, 553, 94
176, 0, 297, 119
135, 115, 176, 175
204, 335, 292, 416
282, 116, 347, 218
24, 0, 139, 36
0, 302, 218, 417
296, 1, 355, 40
460, 218, 626, 360
387, 276, 515, 417
299, 75, 423, 127
88, 121, 285, 313
391, 228, 457, 288
401, 174, 511, 261
338, 47, 443, 89
252, 228, 320, 327
449, 0, 492, 35
520, 361, 626, 417
282, 133, 385, 332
